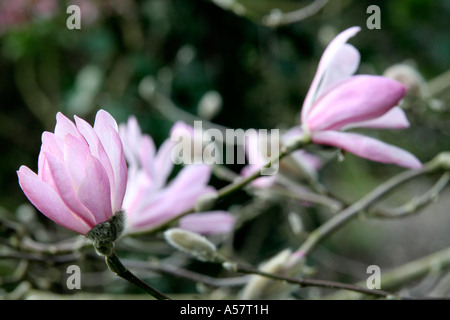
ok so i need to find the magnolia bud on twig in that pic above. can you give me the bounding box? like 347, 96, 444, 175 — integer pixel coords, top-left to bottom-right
164, 228, 222, 263
86, 210, 126, 256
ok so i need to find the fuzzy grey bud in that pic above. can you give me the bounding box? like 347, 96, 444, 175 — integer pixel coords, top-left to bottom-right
86, 210, 126, 256
164, 228, 220, 262
240, 249, 293, 300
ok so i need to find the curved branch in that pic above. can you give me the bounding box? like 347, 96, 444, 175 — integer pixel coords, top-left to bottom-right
368, 172, 450, 219
296, 155, 448, 259
263, 0, 329, 27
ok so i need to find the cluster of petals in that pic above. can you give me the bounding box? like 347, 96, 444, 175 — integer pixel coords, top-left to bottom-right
17, 110, 127, 235
298, 26, 422, 169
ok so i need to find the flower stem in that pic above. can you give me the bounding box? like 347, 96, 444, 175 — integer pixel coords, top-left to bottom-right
325, 246, 450, 299
233, 262, 397, 299
105, 250, 171, 300
262, 0, 330, 27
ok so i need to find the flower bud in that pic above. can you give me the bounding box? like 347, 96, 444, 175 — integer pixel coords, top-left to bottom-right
17, 110, 128, 236
240, 249, 293, 300
86, 210, 126, 256
164, 228, 220, 262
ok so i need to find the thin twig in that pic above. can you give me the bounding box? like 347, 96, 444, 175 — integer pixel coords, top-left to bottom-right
324, 246, 450, 300
0, 252, 80, 264
295, 156, 448, 259
20, 236, 87, 254
221, 259, 398, 299
105, 250, 171, 300
368, 172, 450, 219
262, 0, 329, 28
264, 185, 343, 212
240, 265, 396, 299
123, 259, 249, 288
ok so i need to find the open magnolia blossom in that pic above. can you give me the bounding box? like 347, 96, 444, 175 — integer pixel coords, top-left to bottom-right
119, 116, 235, 235
17, 110, 127, 235
296, 26, 422, 169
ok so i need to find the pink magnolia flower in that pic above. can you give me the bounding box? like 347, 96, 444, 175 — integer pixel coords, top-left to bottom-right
119, 116, 235, 235
17, 110, 128, 235
298, 26, 422, 169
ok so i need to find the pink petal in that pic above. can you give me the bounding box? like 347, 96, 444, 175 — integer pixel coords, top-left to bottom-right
244, 130, 264, 166
170, 121, 194, 139
240, 164, 277, 188
17, 166, 92, 235
128, 166, 215, 232
167, 164, 212, 193
119, 116, 156, 183
178, 211, 236, 234
301, 26, 361, 123
311, 131, 422, 169
315, 43, 360, 99
119, 116, 142, 168
54, 112, 83, 140
40, 132, 63, 164
122, 168, 153, 220
38, 132, 62, 184
74, 115, 111, 170
94, 109, 118, 133
78, 155, 113, 224
153, 139, 176, 189
341, 106, 410, 130
165, 171, 216, 214
37, 152, 55, 190
93, 110, 127, 212
289, 149, 323, 173
63, 134, 90, 188
45, 152, 96, 227
139, 135, 156, 177
75, 115, 115, 195
126, 189, 182, 232
307, 75, 407, 131
107, 126, 128, 212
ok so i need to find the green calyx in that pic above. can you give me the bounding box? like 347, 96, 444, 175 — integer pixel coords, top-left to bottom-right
86, 210, 126, 256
